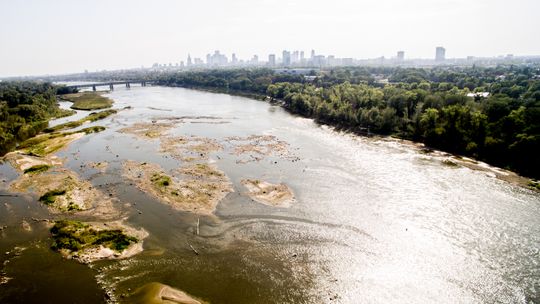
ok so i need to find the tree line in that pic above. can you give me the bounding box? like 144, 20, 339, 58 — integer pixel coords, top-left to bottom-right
0, 82, 72, 155
153, 66, 539, 178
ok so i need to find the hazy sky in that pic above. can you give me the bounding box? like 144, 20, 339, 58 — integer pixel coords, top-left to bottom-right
1, 0, 539, 77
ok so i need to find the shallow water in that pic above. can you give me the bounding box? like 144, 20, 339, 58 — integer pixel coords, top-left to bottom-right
1, 86, 539, 303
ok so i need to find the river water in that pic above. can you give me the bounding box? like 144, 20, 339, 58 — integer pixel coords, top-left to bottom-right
0, 86, 539, 303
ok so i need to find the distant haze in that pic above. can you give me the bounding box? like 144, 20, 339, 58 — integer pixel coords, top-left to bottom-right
0, 0, 539, 77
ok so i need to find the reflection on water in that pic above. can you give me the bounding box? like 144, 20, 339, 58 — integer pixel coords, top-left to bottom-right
0, 86, 539, 303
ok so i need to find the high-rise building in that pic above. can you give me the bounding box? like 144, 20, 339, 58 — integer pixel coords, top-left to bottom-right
327, 55, 336, 66
310, 49, 315, 59
251, 55, 259, 65
282, 50, 291, 66
312, 55, 326, 66
207, 50, 228, 66
292, 51, 299, 64
397, 51, 404, 61
342, 58, 353, 66
232, 53, 238, 64
435, 47, 446, 61
300, 51, 305, 62
187, 54, 192, 66
268, 54, 276, 66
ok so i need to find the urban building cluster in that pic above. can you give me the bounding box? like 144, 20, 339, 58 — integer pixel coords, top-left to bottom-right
146, 46, 519, 71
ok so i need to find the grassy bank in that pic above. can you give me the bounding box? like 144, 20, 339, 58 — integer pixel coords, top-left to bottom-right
44, 109, 117, 133
50, 220, 138, 252
18, 126, 105, 157
60, 92, 114, 110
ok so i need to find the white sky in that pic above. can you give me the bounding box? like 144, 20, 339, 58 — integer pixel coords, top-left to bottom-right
1, 0, 539, 77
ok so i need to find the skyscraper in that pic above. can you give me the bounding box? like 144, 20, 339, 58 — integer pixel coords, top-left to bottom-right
187, 54, 192, 66
292, 51, 299, 64
397, 51, 404, 61
282, 50, 291, 66
268, 54, 276, 66
207, 50, 228, 66
232, 53, 238, 64
435, 47, 446, 61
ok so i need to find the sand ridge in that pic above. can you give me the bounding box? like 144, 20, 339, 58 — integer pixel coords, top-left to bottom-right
241, 179, 296, 207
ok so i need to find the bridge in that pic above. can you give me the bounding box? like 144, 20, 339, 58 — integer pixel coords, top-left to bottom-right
66, 80, 153, 91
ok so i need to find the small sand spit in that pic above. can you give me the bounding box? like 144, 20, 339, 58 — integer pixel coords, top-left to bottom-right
86, 161, 109, 172
3, 152, 63, 172
400, 138, 537, 190
21, 220, 32, 232
241, 179, 295, 207
126, 282, 205, 304
123, 161, 233, 215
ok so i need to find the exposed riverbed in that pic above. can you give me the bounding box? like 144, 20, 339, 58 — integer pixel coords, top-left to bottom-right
1, 86, 539, 303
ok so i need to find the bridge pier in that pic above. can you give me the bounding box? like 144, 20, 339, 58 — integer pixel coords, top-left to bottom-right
66, 80, 151, 92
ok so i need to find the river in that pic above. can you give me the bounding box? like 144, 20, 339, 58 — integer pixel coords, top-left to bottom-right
1, 85, 539, 303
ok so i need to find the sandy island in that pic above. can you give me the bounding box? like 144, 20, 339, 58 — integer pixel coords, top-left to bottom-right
225, 134, 296, 163
119, 121, 174, 139
51, 220, 148, 264
127, 282, 205, 304
9, 168, 120, 218
241, 179, 295, 207
161, 135, 223, 162
123, 161, 233, 215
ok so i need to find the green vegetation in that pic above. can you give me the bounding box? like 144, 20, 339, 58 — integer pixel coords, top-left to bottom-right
0, 81, 74, 155
61, 92, 113, 110
0, 82, 107, 157
154, 66, 540, 179
442, 160, 459, 167
50, 220, 138, 252
23, 164, 51, 174
151, 173, 171, 187
67, 202, 82, 211
44, 109, 116, 133
39, 189, 66, 205
17, 126, 105, 156
528, 181, 540, 191
55, 85, 79, 95
18, 133, 67, 156
80, 125, 106, 134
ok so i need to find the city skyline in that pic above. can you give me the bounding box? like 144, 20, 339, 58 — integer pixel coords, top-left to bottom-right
1, 0, 539, 77
5, 45, 536, 79
144, 46, 526, 73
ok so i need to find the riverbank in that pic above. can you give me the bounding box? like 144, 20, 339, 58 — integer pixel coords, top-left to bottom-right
153, 84, 539, 192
